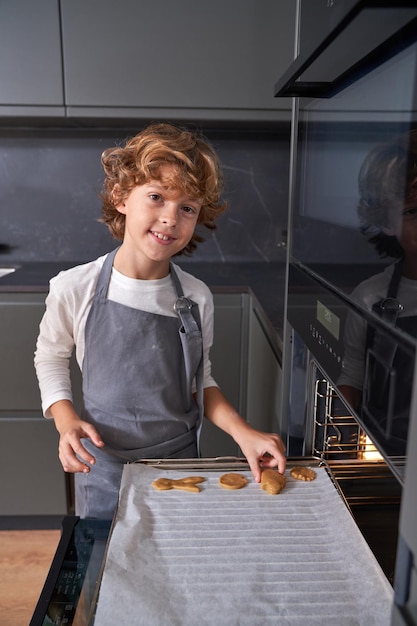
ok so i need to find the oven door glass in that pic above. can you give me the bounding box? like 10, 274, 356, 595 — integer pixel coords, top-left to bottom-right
288, 23, 417, 473
291, 39, 417, 311
287, 262, 416, 481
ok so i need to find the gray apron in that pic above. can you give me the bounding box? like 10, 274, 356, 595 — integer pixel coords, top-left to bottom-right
75, 248, 204, 518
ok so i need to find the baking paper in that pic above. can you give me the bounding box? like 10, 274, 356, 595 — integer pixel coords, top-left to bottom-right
93, 464, 393, 626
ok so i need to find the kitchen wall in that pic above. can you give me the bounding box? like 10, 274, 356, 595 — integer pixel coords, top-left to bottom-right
0, 126, 290, 265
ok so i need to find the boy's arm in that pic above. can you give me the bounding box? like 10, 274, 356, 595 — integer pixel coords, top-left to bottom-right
202, 386, 286, 481
50, 399, 105, 473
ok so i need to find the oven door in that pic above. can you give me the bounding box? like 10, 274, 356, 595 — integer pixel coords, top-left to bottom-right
286, 262, 415, 481
276, 1, 417, 622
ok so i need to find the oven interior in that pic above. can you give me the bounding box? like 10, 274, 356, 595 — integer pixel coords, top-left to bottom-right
301, 359, 402, 584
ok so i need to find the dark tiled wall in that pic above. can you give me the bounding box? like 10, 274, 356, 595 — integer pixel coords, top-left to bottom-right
0, 126, 290, 264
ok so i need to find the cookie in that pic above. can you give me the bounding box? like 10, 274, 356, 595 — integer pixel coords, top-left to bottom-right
290, 466, 316, 482
260, 469, 286, 495
219, 473, 248, 490
176, 476, 206, 485
152, 478, 174, 491
152, 476, 206, 493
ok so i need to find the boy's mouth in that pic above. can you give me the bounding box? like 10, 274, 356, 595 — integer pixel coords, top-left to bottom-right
150, 230, 174, 242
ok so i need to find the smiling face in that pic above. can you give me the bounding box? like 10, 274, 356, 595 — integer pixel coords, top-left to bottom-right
100, 123, 227, 256
114, 165, 201, 279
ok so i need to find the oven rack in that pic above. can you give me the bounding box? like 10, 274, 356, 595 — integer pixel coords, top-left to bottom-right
312, 377, 406, 487
313, 378, 384, 460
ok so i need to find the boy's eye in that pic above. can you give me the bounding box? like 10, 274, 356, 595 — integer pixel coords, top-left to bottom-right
149, 193, 161, 201
182, 205, 196, 214
403, 206, 417, 218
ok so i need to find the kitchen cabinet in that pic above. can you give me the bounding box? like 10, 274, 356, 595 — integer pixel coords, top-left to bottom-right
0, 418, 67, 515
246, 297, 282, 432
0, 0, 64, 117
0, 293, 80, 516
0, 0, 295, 123
60, 0, 295, 123
201, 291, 282, 457
200, 293, 246, 457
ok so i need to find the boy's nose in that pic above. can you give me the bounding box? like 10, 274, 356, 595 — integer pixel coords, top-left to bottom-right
160, 203, 178, 226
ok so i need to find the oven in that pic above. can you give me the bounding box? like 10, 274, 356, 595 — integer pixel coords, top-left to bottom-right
276, 1, 417, 623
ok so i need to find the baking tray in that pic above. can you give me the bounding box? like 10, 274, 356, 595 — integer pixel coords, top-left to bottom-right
91, 456, 393, 626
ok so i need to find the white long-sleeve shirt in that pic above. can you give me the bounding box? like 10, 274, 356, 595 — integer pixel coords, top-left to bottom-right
34, 254, 218, 417
338, 263, 417, 391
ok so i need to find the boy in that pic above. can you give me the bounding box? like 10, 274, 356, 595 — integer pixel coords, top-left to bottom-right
35, 122, 286, 518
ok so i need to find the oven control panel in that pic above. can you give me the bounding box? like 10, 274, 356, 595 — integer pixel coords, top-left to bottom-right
288, 264, 346, 382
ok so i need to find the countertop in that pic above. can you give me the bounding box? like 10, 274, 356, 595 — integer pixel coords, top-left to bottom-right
0, 260, 287, 340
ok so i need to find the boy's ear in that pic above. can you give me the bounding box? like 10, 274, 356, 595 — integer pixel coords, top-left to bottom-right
112, 184, 126, 212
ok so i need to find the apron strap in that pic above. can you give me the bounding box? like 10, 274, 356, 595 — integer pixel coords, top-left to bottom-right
365, 258, 404, 355
170, 263, 205, 457
387, 258, 403, 299
363, 259, 404, 422
375, 259, 404, 325
94, 247, 120, 302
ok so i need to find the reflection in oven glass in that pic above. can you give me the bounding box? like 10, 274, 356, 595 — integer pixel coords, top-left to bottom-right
337, 131, 417, 460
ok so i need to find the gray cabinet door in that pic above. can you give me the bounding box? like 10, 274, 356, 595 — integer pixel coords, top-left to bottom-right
200, 292, 246, 457
0, 293, 46, 410
0, 0, 64, 115
0, 292, 82, 412
200, 291, 282, 457
246, 299, 282, 433
0, 418, 68, 515
0, 293, 72, 515
60, 0, 295, 122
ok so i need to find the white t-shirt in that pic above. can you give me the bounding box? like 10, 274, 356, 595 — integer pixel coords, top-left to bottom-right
338, 263, 417, 390
34, 254, 218, 416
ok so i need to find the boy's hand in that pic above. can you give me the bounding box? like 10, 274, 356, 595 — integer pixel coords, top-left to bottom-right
237, 429, 287, 483
58, 419, 105, 473
202, 387, 287, 482
50, 400, 105, 473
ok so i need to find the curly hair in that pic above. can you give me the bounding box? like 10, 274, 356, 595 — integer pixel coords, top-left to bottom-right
358, 130, 417, 258
99, 122, 228, 256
